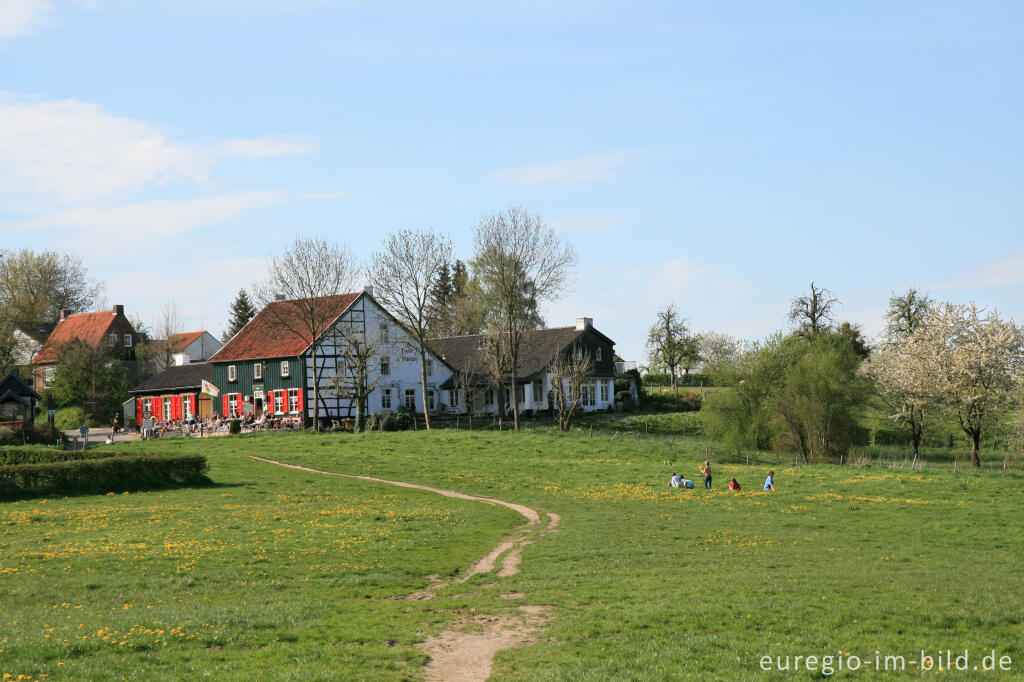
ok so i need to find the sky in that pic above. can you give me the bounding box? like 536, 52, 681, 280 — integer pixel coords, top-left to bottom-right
1, 0, 1023, 363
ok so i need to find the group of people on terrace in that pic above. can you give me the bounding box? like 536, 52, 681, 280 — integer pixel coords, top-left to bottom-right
668, 461, 776, 492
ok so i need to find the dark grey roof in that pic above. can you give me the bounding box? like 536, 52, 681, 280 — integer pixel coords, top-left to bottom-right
0, 370, 40, 401
17, 322, 56, 345
130, 363, 213, 394
429, 327, 588, 387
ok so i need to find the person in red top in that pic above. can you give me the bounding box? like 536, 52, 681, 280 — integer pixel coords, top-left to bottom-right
728, 478, 741, 491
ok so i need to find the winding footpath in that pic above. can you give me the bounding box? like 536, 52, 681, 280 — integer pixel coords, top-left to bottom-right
249, 456, 560, 681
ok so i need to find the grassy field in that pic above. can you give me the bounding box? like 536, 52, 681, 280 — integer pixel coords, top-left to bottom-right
3, 429, 1023, 680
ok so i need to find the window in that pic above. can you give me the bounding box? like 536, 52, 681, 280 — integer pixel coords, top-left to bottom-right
253, 362, 262, 380
289, 390, 299, 413
427, 389, 436, 411
280, 361, 290, 378
379, 323, 389, 343
274, 392, 284, 414
425, 359, 433, 376
516, 384, 525, 404
229, 394, 239, 415
182, 394, 193, 417
144, 398, 152, 414
381, 388, 392, 410
582, 383, 596, 407
253, 388, 264, 401
163, 397, 172, 418
600, 380, 609, 402
380, 356, 390, 375
449, 389, 460, 407
404, 388, 416, 409
532, 379, 543, 404
484, 389, 494, 406
124, 334, 133, 347
43, 366, 56, 387
108, 333, 117, 347
228, 365, 237, 382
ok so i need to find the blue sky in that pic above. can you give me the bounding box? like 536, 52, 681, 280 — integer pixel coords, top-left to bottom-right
2, 1, 1022, 362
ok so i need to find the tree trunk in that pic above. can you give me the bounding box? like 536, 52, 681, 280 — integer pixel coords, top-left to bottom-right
419, 347, 431, 430
971, 430, 982, 468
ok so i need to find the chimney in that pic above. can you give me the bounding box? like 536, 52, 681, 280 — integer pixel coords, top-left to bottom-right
274, 294, 286, 301
59, 309, 69, 321
362, 284, 374, 297
112, 304, 124, 316
575, 317, 593, 331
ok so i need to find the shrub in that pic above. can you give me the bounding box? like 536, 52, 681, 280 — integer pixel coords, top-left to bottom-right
381, 406, 414, 432
229, 419, 242, 435
0, 425, 61, 447
364, 413, 381, 432
0, 453, 210, 497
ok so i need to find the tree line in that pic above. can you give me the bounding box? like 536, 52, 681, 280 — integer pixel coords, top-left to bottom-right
646, 284, 1024, 467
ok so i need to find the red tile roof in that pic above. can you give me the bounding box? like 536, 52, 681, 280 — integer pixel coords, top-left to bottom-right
33, 309, 121, 364
165, 331, 207, 353
210, 293, 361, 362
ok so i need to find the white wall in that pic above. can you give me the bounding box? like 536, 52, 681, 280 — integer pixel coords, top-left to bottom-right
177, 332, 222, 365
303, 295, 453, 422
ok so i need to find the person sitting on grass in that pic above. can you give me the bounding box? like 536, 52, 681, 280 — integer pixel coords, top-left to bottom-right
728, 478, 741, 491
669, 472, 682, 488
682, 478, 696, 489
764, 470, 776, 492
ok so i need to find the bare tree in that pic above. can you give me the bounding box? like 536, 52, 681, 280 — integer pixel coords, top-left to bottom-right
788, 282, 838, 339
368, 229, 453, 430
549, 345, 595, 432
645, 304, 691, 394
471, 207, 577, 430
153, 301, 184, 371
328, 327, 380, 433
253, 236, 358, 431
885, 288, 933, 339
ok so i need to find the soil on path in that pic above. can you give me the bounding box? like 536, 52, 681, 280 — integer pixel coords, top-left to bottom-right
250, 456, 560, 681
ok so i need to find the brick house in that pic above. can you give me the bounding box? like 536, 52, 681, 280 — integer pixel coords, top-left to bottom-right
30, 305, 139, 393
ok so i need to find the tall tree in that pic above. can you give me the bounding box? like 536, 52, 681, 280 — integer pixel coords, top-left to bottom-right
645, 304, 691, 394
50, 339, 131, 420
696, 331, 740, 381
253, 236, 358, 432
154, 301, 184, 371
788, 282, 838, 339
223, 289, 258, 341
0, 249, 105, 326
885, 288, 933, 339
427, 258, 479, 337
368, 228, 454, 430
471, 207, 577, 430
328, 326, 380, 433
892, 302, 1024, 467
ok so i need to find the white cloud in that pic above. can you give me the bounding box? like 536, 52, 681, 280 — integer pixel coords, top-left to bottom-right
629, 255, 709, 291
0, 93, 316, 210
0, 0, 52, 39
931, 252, 1024, 290
488, 152, 632, 187
9, 190, 290, 244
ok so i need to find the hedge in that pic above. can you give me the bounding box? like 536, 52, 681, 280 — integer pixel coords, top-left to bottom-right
0, 453, 209, 495
0, 446, 118, 465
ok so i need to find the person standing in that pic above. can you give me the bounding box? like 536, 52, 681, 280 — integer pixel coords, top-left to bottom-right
701, 460, 712, 490
764, 470, 776, 492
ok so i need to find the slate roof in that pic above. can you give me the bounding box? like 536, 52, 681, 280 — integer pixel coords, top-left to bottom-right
0, 370, 41, 402
16, 322, 56, 346
430, 326, 596, 387
129, 363, 213, 394
32, 309, 121, 364
165, 331, 207, 353
210, 293, 360, 362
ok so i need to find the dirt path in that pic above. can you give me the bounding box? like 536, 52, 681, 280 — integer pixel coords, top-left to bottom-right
249, 456, 560, 681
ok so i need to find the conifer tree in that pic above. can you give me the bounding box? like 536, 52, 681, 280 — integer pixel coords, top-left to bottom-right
223, 289, 257, 341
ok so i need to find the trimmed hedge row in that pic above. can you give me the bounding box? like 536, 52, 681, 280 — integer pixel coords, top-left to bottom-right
0, 447, 119, 465
0, 453, 209, 494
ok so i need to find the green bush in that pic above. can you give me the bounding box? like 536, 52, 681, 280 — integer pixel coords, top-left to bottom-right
0, 425, 61, 447
364, 413, 381, 432
381, 406, 414, 431
0, 453, 210, 497
229, 419, 242, 435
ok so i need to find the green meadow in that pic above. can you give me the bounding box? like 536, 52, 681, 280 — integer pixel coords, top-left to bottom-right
2, 429, 1023, 680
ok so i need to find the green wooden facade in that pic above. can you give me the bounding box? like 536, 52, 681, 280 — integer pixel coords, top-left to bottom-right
211, 357, 306, 419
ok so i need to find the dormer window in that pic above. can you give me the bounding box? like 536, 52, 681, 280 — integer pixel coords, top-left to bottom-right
596, 347, 603, 362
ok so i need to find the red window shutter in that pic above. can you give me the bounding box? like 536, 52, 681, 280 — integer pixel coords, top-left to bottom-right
297, 388, 303, 414
222, 394, 229, 415
136, 398, 143, 417
266, 391, 273, 412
